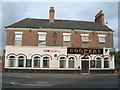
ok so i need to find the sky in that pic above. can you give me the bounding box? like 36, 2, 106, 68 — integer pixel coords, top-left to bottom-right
0, 1, 119, 55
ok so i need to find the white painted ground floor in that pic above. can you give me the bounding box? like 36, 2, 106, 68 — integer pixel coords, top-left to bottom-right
5, 46, 115, 73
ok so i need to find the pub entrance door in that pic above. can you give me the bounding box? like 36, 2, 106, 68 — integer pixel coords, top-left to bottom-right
81, 61, 89, 73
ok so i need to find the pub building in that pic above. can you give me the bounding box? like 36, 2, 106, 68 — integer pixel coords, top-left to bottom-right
4, 7, 115, 73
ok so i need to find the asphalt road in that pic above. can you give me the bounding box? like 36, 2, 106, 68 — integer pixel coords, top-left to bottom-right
2, 73, 119, 88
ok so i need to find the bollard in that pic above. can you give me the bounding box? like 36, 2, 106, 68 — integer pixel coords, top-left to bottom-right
9, 66, 10, 73
62, 68, 63, 76
34, 69, 36, 76
111, 68, 112, 76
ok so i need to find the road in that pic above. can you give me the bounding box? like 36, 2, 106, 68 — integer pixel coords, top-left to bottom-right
2, 73, 119, 88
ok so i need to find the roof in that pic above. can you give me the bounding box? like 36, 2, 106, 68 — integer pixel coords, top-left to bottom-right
6, 18, 113, 32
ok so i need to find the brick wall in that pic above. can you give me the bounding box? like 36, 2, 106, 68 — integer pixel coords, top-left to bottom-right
6, 30, 14, 45
6, 29, 114, 48
22, 30, 38, 46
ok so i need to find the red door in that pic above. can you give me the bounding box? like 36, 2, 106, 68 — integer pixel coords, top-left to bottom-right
82, 61, 89, 73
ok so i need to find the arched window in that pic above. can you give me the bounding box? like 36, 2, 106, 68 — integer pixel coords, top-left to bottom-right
9, 56, 16, 67
34, 56, 40, 67
60, 57, 66, 68
104, 57, 109, 68
43, 57, 49, 68
81, 56, 89, 59
18, 56, 25, 67
68, 57, 74, 68
96, 57, 102, 68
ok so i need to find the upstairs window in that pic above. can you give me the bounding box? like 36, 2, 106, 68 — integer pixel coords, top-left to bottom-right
14, 32, 23, 46
98, 35, 106, 43
81, 34, 89, 42
38, 32, 47, 46
63, 33, 71, 46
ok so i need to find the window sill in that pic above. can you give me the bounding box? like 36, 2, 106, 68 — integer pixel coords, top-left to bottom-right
82, 41, 89, 43
99, 42, 105, 43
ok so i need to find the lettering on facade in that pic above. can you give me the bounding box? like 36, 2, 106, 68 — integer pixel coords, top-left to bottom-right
67, 48, 103, 55
43, 50, 61, 52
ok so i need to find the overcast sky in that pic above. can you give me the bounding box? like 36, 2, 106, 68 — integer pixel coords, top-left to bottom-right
0, 1, 119, 55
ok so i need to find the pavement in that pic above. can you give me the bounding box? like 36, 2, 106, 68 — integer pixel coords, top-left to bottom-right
2, 73, 119, 88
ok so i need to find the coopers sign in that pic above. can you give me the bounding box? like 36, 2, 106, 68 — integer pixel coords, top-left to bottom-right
67, 48, 103, 55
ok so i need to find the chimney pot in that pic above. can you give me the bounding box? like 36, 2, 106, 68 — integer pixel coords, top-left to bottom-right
95, 10, 104, 24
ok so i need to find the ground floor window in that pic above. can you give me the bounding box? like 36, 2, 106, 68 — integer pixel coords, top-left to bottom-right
9, 56, 16, 67
60, 57, 66, 68
90, 57, 102, 68
34, 57, 40, 67
90, 60, 95, 68
96, 57, 101, 68
43, 57, 49, 68
104, 57, 109, 68
18, 56, 25, 67
68, 57, 74, 68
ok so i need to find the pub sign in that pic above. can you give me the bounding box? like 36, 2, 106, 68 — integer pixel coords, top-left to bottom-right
67, 48, 103, 55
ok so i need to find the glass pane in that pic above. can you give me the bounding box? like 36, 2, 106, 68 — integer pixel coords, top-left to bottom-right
63, 41, 70, 46
18, 59, 24, 67
15, 34, 22, 40
34, 60, 40, 67
96, 61, 101, 68
38, 41, 45, 45
26, 59, 31, 67
39, 34, 46, 40
99, 37, 105, 42
104, 61, 109, 68
68, 60, 74, 68
90, 60, 95, 68
43, 60, 49, 68
82, 36, 88, 42
60, 60, 66, 68
63, 35, 70, 41
60, 57, 66, 60
9, 59, 15, 67
15, 40, 22, 45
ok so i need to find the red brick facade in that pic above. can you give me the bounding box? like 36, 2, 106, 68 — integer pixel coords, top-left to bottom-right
6, 29, 114, 48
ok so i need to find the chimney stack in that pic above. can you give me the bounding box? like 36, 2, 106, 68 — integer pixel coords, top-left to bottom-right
49, 7, 55, 23
95, 10, 104, 24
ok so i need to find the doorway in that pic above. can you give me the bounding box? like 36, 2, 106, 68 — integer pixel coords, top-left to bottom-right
81, 61, 89, 73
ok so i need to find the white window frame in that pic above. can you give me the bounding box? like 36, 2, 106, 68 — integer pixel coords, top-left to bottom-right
98, 34, 106, 43
14, 32, 23, 46
62, 33, 71, 42
81, 34, 89, 42
38, 32, 47, 46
